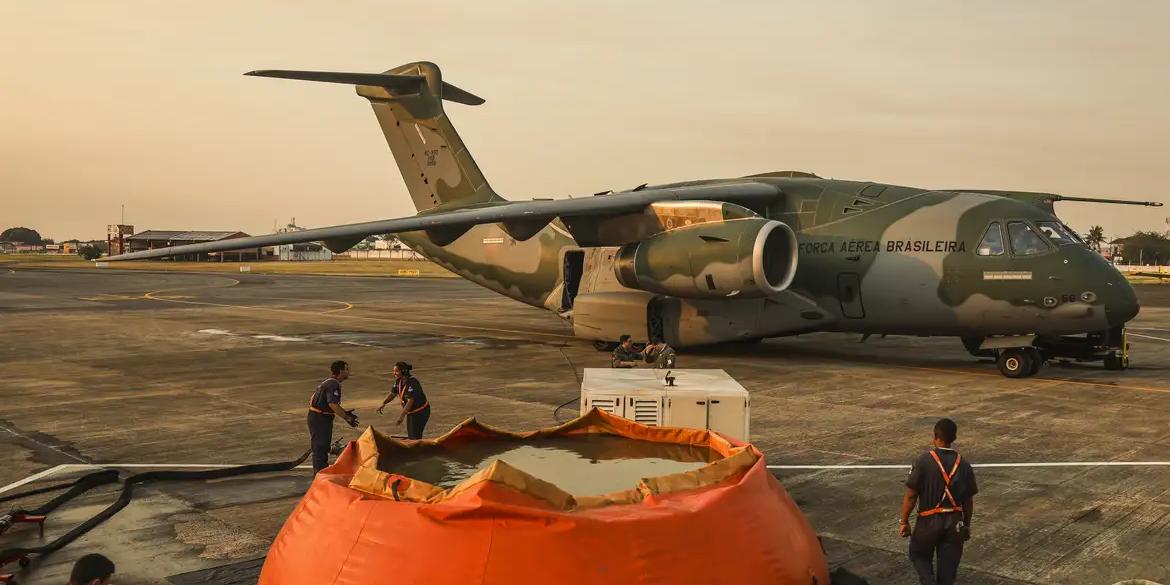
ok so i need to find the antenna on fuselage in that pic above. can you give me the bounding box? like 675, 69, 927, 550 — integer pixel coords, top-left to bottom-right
1051, 195, 1163, 207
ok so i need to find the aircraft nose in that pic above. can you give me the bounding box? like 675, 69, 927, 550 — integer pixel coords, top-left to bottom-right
1104, 278, 1140, 327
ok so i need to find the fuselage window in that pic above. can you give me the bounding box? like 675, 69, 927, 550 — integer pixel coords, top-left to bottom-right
976, 222, 1005, 256
1036, 221, 1080, 246
1008, 221, 1050, 256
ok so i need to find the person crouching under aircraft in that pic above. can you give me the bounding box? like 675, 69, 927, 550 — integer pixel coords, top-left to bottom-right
378, 361, 431, 439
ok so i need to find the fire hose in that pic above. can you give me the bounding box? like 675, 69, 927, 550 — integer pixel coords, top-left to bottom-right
0, 470, 120, 537
0, 450, 310, 581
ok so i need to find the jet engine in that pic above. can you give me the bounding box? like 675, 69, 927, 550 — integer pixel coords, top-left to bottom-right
614, 218, 797, 298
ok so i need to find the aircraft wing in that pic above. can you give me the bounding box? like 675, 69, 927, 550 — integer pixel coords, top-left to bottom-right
104, 182, 780, 261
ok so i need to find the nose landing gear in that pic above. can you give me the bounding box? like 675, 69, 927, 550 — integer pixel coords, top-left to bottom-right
965, 327, 1130, 378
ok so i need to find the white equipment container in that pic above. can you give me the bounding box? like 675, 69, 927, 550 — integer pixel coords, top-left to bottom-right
580, 368, 750, 442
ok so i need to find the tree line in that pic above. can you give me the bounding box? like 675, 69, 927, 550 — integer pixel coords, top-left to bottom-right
1, 227, 102, 260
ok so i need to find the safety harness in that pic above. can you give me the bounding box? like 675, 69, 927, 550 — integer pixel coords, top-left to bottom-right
308, 378, 338, 416
396, 377, 429, 414
918, 450, 963, 517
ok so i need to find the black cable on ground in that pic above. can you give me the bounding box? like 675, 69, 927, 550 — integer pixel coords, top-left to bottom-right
0, 470, 118, 506
0, 470, 120, 536
553, 396, 581, 424
553, 345, 583, 424
0, 450, 310, 570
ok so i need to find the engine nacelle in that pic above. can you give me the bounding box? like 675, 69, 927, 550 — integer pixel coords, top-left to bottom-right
614, 218, 797, 299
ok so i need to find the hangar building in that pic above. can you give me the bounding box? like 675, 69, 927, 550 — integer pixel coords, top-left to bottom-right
127, 230, 260, 261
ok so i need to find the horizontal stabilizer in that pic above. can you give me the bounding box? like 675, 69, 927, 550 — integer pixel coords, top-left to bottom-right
244, 69, 485, 105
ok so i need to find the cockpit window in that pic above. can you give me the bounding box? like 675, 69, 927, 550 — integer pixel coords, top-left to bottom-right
976, 222, 1005, 256
1036, 221, 1080, 246
1008, 221, 1050, 256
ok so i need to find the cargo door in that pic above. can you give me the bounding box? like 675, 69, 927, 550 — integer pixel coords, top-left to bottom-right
583, 394, 624, 418
665, 394, 709, 431
561, 250, 585, 311
837, 272, 865, 319
626, 396, 662, 427
647, 297, 666, 343
707, 395, 748, 442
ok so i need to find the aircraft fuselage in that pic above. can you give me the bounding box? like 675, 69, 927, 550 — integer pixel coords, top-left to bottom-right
401, 176, 1138, 343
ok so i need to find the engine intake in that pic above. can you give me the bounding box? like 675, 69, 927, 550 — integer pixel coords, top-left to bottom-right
614, 218, 797, 298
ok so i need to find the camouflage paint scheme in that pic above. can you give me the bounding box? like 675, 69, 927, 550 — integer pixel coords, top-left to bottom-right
105, 61, 1142, 356
368, 63, 1138, 347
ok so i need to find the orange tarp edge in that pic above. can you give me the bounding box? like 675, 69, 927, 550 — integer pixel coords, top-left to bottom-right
260, 408, 830, 585
348, 408, 753, 509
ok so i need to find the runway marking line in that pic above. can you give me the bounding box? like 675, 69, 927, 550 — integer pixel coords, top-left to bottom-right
141, 281, 574, 341
1128, 327, 1170, 333
0, 422, 88, 465
0, 463, 312, 496
0, 466, 70, 496
6, 460, 1169, 496
142, 280, 353, 314
1128, 332, 1170, 343
768, 462, 1170, 470
871, 362, 1170, 396
134, 274, 1163, 381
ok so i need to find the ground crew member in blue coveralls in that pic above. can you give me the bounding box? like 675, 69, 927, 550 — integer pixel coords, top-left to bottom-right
899, 418, 978, 585
378, 361, 431, 439
307, 360, 358, 474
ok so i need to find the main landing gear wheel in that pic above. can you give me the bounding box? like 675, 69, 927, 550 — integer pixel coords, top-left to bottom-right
998, 348, 1040, 378
1027, 351, 1044, 376
592, 340, 618, 352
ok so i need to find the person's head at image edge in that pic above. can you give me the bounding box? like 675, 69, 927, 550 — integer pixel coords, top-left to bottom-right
69, 553, 116, 585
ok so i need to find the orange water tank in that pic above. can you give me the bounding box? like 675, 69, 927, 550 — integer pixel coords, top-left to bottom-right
260, 409, 829, 585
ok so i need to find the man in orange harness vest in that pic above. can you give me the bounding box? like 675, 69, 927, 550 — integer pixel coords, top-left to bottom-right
307, 360, 357, 474
899, 418, 978, 585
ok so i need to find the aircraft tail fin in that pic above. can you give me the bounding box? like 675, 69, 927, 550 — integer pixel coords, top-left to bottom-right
246, 62, 500, 212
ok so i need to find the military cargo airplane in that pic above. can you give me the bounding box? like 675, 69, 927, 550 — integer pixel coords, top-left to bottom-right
107, 61, 1163, 378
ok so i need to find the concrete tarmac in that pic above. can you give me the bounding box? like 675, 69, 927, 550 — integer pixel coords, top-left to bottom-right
1, 267, 1168, 584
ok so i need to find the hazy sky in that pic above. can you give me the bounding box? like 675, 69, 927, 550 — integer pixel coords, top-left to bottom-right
2, 1, 1168, 241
